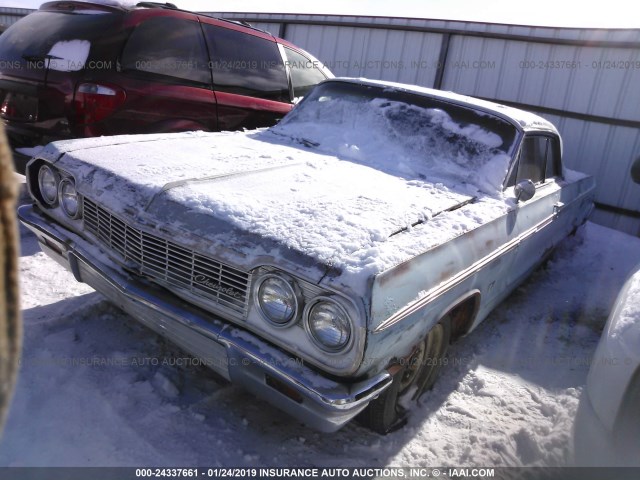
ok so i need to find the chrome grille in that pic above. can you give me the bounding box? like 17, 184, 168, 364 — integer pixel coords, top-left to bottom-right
82, 198, 251, 316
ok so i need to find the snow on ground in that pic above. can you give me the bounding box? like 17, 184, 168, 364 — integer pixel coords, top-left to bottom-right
1, 220, 639, 467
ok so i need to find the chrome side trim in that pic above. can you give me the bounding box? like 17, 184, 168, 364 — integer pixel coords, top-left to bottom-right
373, 211, 556, 333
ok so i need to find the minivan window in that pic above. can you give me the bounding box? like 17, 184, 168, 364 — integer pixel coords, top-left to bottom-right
0, 11, 120, 70
284, 47, 327, 99
203, 25, 289, 103
121, 16, 210, 85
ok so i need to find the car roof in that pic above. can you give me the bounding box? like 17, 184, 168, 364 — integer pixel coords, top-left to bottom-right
331, 77, 558, 135
40, 0, 131, 12
39, 1, 278, 40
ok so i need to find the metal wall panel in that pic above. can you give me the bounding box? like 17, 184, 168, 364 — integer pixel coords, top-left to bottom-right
245, 22, 281, 35
439, 36, 640, 235
590, 209, 640, 237
285, 24, 442, 85
0, 8, 34, 29
442, 36, 640, 122
214, 13, 640, 44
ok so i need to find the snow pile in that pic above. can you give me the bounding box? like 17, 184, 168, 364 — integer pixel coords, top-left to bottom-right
395, 367, 581, 466
274, 96, 512, 196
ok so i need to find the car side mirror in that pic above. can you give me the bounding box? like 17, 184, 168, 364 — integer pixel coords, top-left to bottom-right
631, 156, 640, 184
514, 179, 536, 203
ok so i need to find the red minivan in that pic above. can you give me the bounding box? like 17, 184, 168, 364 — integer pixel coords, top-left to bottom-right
0, 1, 332, 172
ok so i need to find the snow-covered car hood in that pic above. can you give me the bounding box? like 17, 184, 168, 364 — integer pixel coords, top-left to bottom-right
41, 130, 487, 286
39, 131, 504, 280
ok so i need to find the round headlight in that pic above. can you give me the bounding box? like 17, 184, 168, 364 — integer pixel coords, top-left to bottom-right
38, 165, 59, 205
255, 274, 299, 327
58, 178, 80, 218
305, 298, 352, 352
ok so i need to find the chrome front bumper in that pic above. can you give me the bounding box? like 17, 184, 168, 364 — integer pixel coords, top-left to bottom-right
19, 205, 392, 432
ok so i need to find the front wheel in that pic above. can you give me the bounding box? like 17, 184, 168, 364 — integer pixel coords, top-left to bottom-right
359, 316, 452, 434
412, 317, 451, 400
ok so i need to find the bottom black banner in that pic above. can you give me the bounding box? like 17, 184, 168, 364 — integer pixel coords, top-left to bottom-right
0, 467, 637, 480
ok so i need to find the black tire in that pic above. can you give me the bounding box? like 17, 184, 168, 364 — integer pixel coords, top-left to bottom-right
413, 316, 451, 400
359, 316, 452, 434
357, 366, 407, 434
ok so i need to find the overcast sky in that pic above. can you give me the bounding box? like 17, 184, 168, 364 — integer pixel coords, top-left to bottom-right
0, 0, 637, 29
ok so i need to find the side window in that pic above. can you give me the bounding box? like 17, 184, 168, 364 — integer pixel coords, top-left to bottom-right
516, 136, 548, 184
284, 47, 327, 99
121, 17, 210, 84
545, 137, 562, 179
203, 25, 289, 103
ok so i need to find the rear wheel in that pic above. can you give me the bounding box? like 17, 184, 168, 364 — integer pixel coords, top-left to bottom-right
359, 316, 452, 434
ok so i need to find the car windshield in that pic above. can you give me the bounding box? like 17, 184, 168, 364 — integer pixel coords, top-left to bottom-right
272, 81, 519, 195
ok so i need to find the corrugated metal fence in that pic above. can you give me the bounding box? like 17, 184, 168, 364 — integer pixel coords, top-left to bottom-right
2, 8, 639, 235
0, 7, 32, 30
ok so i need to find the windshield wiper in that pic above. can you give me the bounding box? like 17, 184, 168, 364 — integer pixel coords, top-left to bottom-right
21, 54, 64, 85
269, 130, 320, 149
22, 53, 63, 63
299, 137, 320, 148
389, 196, 477, 238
